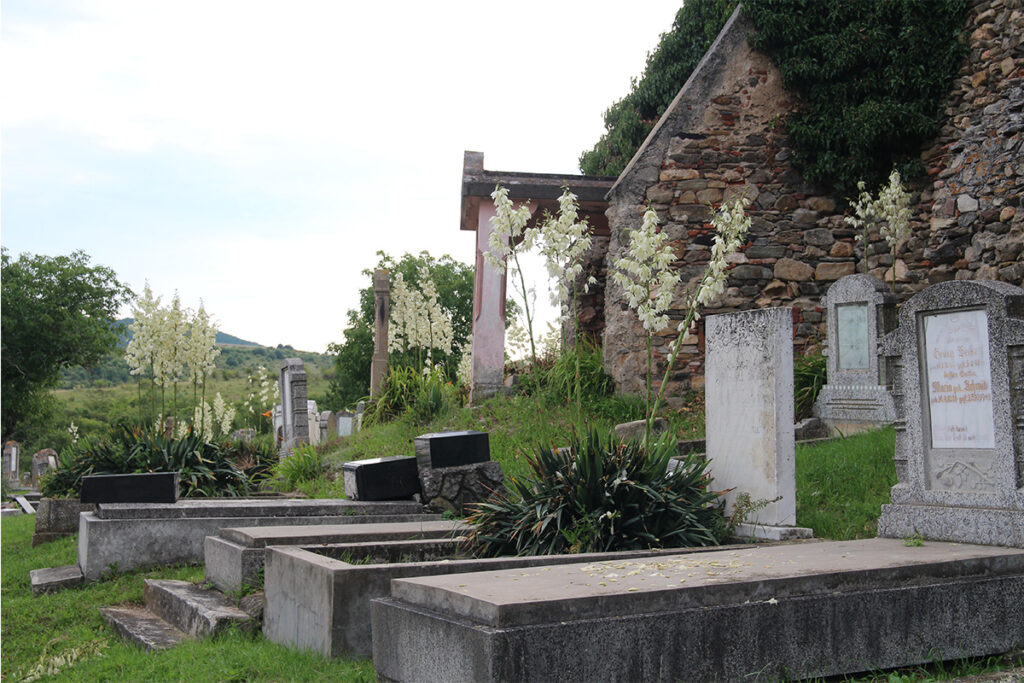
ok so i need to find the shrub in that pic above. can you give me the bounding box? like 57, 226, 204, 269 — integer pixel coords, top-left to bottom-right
541, 338, 615, 407
272, 443, 327, 491
366, 366, 457, 426
794, 349, 827, 420
39, 423, 251, 498
464, 429, 729, 557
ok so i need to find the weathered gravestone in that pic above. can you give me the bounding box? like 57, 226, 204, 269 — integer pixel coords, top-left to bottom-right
3, 441, 20, 487
342, 457, 420, 501
877, 280, 1024, 547
414, 431, 504, 514
814, 274, 897, 434
278, 358, 309, 456
706, 308, 811, 539
80, 472, 180, 504
318, 410, 334, 442
31, 449, 58, 489
370, 270, 390, 399
335, 412, 354, 437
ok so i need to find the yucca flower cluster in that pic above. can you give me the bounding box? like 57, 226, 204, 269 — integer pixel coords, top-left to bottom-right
244, 364, 279, 432
611, 207, 680, 333
124, 283, 221, 431
388, 267, 455, 368
845, 168, 912, 288
534, 189, 597, 316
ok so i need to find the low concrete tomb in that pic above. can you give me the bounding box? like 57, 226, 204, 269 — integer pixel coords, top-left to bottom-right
204, 518, 458, 592
414, 431, 490, 468
77, 498, 426, 580
80, 472, 180, 504
705, 307, 811, 539
877, 280, 1024, 547
266, 541, 760, 659
342, 456, 420, 501
371, 538, 1024, 682
814, 274, 897, 434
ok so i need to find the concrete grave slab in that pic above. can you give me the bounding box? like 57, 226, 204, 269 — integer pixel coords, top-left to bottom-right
265, 541, 769, 658
77, 498, 426, 580
204, 517, 456, 591
372, 538, 1024, 682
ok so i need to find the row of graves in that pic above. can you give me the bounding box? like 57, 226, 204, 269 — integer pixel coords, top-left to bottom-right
23, 275, 1024, 680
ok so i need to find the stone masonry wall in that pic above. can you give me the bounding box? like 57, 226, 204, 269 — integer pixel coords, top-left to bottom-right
601, 1, 1023, 402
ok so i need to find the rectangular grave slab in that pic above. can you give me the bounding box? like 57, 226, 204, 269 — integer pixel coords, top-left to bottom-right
414, 431, 489, 469
264, 541, 763, 658
203, 518, 457, 591
80, 472, 180, 504
342, 456, 420, 501
705, 308, 808, 538
77, 498, 426, 580
877, 280, 1024, 547
371, 538, 1024, 682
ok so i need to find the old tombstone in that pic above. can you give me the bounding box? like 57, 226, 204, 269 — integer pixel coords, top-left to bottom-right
414, 431, 503, 514
80, 472, 180, 504
706, 308, 811, 539
355, 401, 366, 432
278, 359, 309, 456
31, 449, 58, 489
370, 270, 390, 399
307, 400, 320, 446
319, 410, 334, 442
814, 274, 897, 434
3, 441, 20, 486
413, 431, 490, 468
342, 457, 420, 501
336, 412, 354, 437
877, 280, 1024, 547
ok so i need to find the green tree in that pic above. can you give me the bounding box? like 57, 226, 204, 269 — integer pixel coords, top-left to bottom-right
324, 252, 474, 409
1, 249, 132, 440
579, 0, 739, 176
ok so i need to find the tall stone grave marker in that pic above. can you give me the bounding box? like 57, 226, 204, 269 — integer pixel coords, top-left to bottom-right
877, 280, 1024, 547
370, 270, 390, 399
706, 308, 811, 539
278, 358, 309, 456
3, 441, 20, 487
814, 274, 897, 434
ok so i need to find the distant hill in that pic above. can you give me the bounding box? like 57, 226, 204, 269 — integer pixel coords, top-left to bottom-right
115, 318, 261, 347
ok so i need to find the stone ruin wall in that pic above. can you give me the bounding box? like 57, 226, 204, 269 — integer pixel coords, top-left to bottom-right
600, 0, 1023, 402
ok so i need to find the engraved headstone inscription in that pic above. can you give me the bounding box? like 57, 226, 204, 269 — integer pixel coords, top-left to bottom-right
814, 274, 897, 434
876, 280, 1024, 547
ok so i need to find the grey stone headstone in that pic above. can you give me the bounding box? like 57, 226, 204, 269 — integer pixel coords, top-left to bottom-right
336, 413, 354, 437
814, 274, 897, 432
4, 441, 20, 486
278, 359, 309, 456
877, 280, 1024, 547
706, 308, 797, 528
31, 449, 58, 489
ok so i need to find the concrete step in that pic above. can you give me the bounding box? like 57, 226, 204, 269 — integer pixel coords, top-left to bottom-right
99, 606, 188, 651
30, 565, 84, 595
143, 579, 255, 637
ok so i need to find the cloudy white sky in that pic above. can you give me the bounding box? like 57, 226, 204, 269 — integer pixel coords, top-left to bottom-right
2, 1, 682, 352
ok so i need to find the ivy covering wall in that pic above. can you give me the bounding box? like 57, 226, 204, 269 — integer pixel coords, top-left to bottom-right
743, 0, 968, 193
580, 0, 968, 193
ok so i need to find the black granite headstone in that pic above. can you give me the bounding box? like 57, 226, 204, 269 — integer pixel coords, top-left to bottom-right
413, 431, 490, 469
80, 472, 180, 504
342, 456, 420, 501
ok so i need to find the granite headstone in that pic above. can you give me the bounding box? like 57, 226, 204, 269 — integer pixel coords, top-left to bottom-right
342, 457, 420, 501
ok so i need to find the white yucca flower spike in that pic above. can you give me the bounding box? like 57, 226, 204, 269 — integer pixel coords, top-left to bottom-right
611, 207, 679, 333
533, 188, 594, 315
485, 184, 532, 271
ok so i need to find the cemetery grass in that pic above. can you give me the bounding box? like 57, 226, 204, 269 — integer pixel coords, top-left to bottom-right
0, 514, 375, 682
795, 427, 898, 540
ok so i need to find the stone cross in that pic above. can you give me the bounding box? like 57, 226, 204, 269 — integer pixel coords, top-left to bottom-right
278, 358, 309, 456
706, 308, 811, 539
877, 280, 1024, 547
370, 269, 390, 399
814, 274, 897, 433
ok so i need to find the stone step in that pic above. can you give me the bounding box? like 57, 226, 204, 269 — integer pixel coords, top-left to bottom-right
99, 606, 188, 651
143, 579, 255, 638
30, 565, 84, 595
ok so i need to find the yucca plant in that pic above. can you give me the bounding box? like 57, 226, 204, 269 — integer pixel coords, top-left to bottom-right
272, 443, 327, 491
794, 349, 827, 419
464, 429, 730, 557
39, 423, 250, 498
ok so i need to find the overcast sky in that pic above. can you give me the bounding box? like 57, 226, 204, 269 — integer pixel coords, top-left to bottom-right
2, 1, 682, 352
